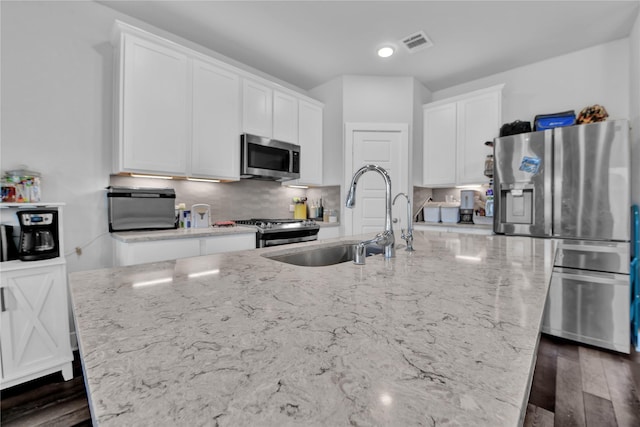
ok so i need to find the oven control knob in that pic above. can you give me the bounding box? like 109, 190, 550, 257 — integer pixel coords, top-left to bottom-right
257, 221, 266, 228
265, 222, 273, 229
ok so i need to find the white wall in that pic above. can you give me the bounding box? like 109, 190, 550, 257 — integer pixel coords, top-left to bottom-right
1, 1, 120, 272
433, 39, 630, 124
630, 11, 640, 207
342, 75, 415, 123
309, 77, 344, 186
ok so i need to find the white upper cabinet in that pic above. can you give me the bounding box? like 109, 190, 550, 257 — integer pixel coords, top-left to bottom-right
422, 84, 503, 187
456, 89, 502, 185
242, 79, 273, 138
242, 82, 302, 145
423, 102, 457, 186
296, 100, 323, 185
118, 34, 189, 175
191, 58, 240, 180
112, 21, 323, 181
273, 91, 298, 143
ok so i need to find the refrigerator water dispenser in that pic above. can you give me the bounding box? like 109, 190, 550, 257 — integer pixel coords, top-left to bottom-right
500, 185, 534, 225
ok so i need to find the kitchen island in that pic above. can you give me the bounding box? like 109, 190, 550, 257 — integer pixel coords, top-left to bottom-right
69, 230, 554, 426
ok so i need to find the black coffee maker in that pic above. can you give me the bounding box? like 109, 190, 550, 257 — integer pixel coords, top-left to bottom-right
17, 209, 59, 261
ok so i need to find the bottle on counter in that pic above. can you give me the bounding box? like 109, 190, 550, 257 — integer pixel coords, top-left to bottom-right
485, 188, 494, 218
177, 203, 186, 228
318, 198, 323, 221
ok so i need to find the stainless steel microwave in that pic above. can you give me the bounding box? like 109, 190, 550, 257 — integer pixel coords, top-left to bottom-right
240, 134, 300, 181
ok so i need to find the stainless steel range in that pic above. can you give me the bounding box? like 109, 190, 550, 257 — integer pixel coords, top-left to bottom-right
235, 218, 319, 248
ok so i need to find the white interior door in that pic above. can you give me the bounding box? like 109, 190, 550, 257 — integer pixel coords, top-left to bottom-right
344, 124, 409, 236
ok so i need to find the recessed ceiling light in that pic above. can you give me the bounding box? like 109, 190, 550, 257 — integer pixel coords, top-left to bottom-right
377, 46, 394, 58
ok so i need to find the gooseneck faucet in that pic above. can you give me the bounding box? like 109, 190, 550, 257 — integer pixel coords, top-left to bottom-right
345, 164, 395, 263
393, 192, 415, 252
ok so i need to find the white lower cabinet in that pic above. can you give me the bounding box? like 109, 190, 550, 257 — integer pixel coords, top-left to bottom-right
318, 226, 340, 240
201, 234, 256, 255
1, 261, 73, 389
115, 239, 201, 266
114, 233, 256, 266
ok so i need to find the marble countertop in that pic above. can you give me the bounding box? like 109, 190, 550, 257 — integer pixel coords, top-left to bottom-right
112, 221, 338, 243
70, 231, 554, 426
414, 221, 493, 230
111, 225, 256, 243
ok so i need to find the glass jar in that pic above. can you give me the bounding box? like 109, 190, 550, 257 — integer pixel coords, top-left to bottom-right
484, 155, 494, 178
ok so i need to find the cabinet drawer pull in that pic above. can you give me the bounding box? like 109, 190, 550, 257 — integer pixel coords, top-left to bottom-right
1, 287, 6, 312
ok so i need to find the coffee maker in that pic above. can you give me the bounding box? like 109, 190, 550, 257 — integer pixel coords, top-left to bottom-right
459, 190, 479, 224
17, 209, 59, 261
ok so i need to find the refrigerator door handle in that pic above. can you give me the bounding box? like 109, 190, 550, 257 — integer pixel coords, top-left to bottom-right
553, 270, 628, 286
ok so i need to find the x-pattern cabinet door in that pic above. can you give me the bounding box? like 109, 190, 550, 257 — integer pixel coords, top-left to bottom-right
0, 264, 72, 384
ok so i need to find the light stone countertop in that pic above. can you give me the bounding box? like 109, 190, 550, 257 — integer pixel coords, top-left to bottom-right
414, 221, 493, 230
110, 225, 257, 243
69, 231, 555, 426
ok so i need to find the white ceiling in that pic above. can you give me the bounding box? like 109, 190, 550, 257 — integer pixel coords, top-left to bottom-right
99, 0, 639, 92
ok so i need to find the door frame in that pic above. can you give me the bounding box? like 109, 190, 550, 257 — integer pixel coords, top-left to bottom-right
343, 122, 410, 236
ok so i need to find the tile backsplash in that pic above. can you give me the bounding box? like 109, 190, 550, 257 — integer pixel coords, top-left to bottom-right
109, 176, 340, 222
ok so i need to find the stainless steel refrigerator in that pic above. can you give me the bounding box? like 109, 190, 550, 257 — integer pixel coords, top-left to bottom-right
493, 119, 631, 353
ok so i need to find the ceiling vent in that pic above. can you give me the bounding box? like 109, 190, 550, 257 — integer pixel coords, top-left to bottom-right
400, 31, 433, 53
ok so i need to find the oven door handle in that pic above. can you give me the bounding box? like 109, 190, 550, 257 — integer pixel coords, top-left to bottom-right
263, 235, 318, 247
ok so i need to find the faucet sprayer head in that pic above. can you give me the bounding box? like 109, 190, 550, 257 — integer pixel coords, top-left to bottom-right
345, 185, 357, 208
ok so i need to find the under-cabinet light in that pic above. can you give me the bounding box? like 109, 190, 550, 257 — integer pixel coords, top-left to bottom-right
187, 177, 220, 183
455, 185, 482, 189
288, 185, 308, 189
130, 174, 173, 180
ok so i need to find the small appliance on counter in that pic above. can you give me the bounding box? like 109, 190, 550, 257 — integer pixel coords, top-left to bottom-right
191, 204, 210, 228
17, 209, 59, 261
1, 224, 19, 261
107, 186, 176, 232
459, 190, 479, 224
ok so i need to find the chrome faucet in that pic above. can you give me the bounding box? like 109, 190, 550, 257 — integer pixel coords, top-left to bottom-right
393, 192, 415, 252
345, 164, 395, 263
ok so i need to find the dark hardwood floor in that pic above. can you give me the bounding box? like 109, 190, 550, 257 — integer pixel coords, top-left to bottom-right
1, 351, 91, 427
2, 337, 639, 426
526, 335, 640, 427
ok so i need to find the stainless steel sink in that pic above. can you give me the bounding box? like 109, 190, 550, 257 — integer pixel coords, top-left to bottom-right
263, 242, 384, 267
